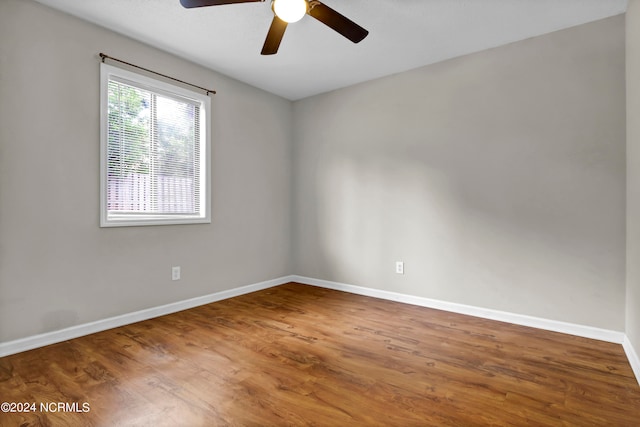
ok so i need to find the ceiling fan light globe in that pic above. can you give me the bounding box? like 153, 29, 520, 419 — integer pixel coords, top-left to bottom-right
273, 0, 307, 23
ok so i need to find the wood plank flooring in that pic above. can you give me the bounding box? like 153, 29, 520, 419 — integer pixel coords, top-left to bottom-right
1, 282, 639, 426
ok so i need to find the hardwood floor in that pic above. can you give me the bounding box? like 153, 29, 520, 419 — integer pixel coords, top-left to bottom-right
1, 282, 639, 426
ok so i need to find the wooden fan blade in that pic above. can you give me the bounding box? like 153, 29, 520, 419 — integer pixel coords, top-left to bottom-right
261, 16, 288, 55
180, 0, 262, 8
307, 1, 368, 43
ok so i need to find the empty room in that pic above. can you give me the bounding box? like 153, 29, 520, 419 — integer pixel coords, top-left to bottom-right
1, 0, 640, 425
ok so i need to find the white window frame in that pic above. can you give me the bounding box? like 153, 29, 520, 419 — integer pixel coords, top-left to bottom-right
100, 63, 211, 227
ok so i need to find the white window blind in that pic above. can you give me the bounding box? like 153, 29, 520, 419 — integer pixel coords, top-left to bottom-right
100, 63, 211, 227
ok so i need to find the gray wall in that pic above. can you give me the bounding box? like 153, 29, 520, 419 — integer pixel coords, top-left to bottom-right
0, 0, 292, 342
0, 0, 629, 345
628, 1, 640, 354
292, 16, 626, 330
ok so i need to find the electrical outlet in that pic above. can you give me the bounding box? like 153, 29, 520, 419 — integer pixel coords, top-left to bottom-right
395, 261, 404, 275
172, 266, 181, 281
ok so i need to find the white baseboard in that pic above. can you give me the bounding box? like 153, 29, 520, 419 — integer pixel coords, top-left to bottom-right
2, 273, 634, 386
292, 275, 626, 345
623, 336, 640, 385
0, 275, 296, 358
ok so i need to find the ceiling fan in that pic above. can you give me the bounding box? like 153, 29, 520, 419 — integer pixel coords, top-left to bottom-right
179, 0, 369, 55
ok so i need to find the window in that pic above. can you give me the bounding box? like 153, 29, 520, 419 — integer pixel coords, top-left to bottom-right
100, 63, 211, 227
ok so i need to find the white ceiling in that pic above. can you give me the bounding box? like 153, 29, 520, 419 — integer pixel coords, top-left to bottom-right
34, 0, 627, 100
